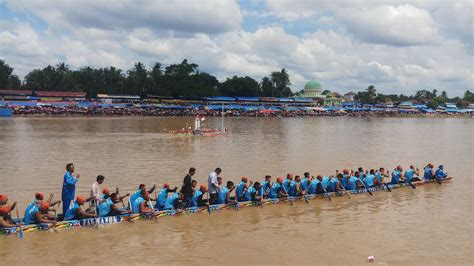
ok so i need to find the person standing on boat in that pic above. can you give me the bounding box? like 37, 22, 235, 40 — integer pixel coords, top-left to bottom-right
208, 168, 221, 205
404, 165, 420, 182
90, 175, 106, 212
62, 163, 80, 215
181, 168, 196, 207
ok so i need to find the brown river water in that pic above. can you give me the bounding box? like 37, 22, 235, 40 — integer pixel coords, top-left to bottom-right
0, 116, 472, 265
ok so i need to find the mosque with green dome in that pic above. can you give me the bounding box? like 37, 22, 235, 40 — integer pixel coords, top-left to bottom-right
294, 80, 342, 106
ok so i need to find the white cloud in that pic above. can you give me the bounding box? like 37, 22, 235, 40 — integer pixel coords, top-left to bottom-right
0, 1, 472, 96
6, 0, 242, 34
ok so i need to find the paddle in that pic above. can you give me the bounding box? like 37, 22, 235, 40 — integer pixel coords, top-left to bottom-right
322, 185, 332, 201
357, 177, 373, 196
406, 179, 416, 189
147, 199, 159, 221
281, 184, 293, 206
337, 182, 351, 199
384, 183, 392, 192
14, 208, 23, 239
433, 176, 442, 185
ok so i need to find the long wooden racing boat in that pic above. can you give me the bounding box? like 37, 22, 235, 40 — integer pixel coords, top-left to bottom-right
0, 177, 452, 236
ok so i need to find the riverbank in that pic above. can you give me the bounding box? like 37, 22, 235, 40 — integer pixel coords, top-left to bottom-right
5, 105, 472, 118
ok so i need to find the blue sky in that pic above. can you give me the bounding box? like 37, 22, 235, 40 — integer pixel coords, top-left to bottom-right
0, 0, 472, 96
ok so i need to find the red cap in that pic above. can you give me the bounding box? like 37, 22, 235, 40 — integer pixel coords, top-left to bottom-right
343, 169, 349, 174
102, 187, 110, 194
277, 177, 283, 183
397, 165, 403, 171
76, 195, 86, 205
0, 194, 8, 203
200, 184, 207, 191
0, 205, 11, 216
242, 176, 248, 182
39, 202, 50, 211
163, 183, 170, 188
35, 193, 44, 200
428, 163, 434, 168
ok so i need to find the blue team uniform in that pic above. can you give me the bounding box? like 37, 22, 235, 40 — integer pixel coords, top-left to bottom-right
423, 167, 433, 180
155, 189, 168, 210
269, 183, 282, 199
190, 190, 203, 207
404, 169, 414, 182
131, 196, 144, 213
287, 181, 297, 196
98, 198, 114, 217
244, 186, 256, 201
236, 182, 246, 199
435, 168, 447, 179
24, 203, 40, 224
391, 170, 402, 184
300, 178, 310, 192
164, 192, 179, 210
65, 201, 80, 220
364, 174, 375, 187
62, 172, 78, 215
321, 176, 329, 189
346, 176, 358, 190
217, 187, 230, 204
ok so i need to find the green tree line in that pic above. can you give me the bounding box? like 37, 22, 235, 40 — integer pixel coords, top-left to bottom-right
0, 60, 292, 99
355, 86, 474, 108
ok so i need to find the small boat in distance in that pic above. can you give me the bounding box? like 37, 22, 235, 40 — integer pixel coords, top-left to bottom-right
169, 115, 229, 137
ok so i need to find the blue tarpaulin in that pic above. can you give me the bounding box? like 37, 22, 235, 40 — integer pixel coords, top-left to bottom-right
236, 97, 260, 102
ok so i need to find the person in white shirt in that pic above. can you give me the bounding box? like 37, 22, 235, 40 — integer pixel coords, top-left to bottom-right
207, 168, 221, 205
89, 175, 106, 212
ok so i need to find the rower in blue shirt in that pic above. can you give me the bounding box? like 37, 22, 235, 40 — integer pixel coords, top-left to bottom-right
375, 168, 388, 183
217, 181, 236, 204
98, 193, 130, 217
327, 176, 338, 192
270, 177, 288, 199
62, 163, 80, 215
321, 176, 329, 191
282, 174, 293, 192
155, 183, 178, 210
364, 170, 376, 187
390, 166, 405, 184
300, 172, 311, 192
404, 165, 420, 182
164, 192, 182, 210
130, 184, 157, 209
65, 195, 97, 220
190, 185, 207, 207
236, 177, 250, 201
261, 175, 272, 199
345, 174, 358, 191
435, 165, 447, 179
244, 182, 263, 202
423, 163, 435, 181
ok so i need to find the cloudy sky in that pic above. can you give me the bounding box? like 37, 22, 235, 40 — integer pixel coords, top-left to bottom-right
0, 0, 472, 95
